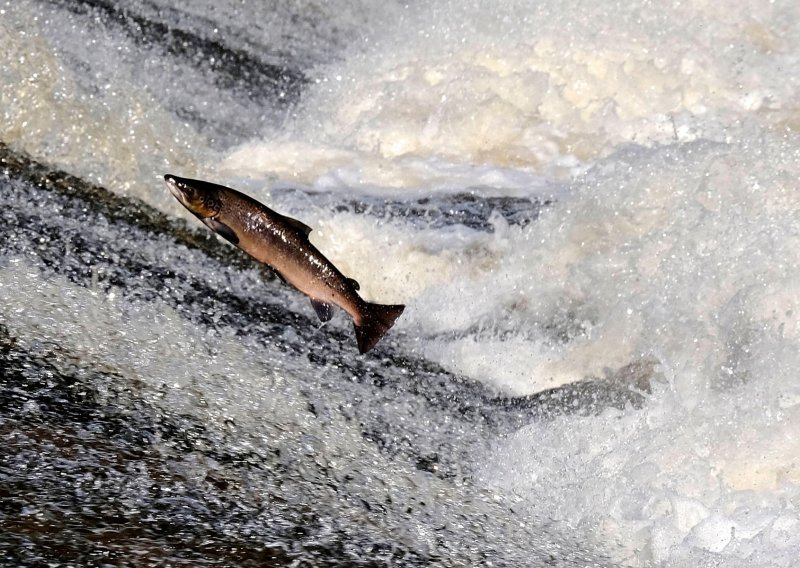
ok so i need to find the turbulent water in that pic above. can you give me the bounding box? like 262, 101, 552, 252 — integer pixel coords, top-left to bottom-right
3, 0, 800, 566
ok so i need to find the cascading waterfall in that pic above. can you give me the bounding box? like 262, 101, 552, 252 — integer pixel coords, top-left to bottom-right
3, 0, 800, 565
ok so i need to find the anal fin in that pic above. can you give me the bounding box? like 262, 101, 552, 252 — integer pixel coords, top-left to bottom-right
311, 299, 333, 322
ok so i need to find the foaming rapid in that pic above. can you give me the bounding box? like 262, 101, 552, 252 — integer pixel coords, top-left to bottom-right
223, 0, 800, 188
4, 0, 800, 564
409, 135, 800, 393
222, 0, 800, 564
470, 134, 800, 565
0, 0, 216, 211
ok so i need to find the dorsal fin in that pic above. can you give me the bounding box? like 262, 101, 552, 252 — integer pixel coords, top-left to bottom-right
282, 214, 312, 237
347, 278, 360, 291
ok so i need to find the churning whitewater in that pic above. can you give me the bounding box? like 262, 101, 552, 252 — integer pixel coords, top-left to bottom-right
3, 0, 800, 566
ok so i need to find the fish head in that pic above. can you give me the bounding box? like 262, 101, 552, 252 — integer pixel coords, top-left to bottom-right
164, 174, 220, 218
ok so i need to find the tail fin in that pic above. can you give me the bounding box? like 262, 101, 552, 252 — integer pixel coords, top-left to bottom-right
354, 303, 405, 353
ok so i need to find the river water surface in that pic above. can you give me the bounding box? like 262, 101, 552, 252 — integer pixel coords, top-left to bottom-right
3, 1, 800, 566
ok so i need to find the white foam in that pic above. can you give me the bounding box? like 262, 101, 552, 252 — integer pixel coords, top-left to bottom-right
479, 374, 800, 565
0, 1, 219, 215
222, 0, 800, 191
7, 0, 800, 563
463, 133, 800, 564
292, 130, 800, 562
220, 4, 800, 556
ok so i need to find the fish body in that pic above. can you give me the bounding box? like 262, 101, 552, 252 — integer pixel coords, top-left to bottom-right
164, 174, 404, 353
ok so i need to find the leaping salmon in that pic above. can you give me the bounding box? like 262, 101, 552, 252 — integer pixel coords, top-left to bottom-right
164, 174, 405, 353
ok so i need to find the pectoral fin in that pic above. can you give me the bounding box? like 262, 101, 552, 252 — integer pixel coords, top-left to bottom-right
203, 218, 239, 245
311, 299, 333, 322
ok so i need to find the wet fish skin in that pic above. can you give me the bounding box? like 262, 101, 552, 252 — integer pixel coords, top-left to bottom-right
164, 174, 404, 353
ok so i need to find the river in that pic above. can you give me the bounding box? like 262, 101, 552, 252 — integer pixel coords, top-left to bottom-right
3, 1, 800, 566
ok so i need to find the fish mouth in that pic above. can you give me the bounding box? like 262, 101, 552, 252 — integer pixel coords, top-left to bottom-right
164, 174, 183, 200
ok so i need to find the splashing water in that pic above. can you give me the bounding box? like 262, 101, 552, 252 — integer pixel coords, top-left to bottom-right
3, 0, 800, 565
